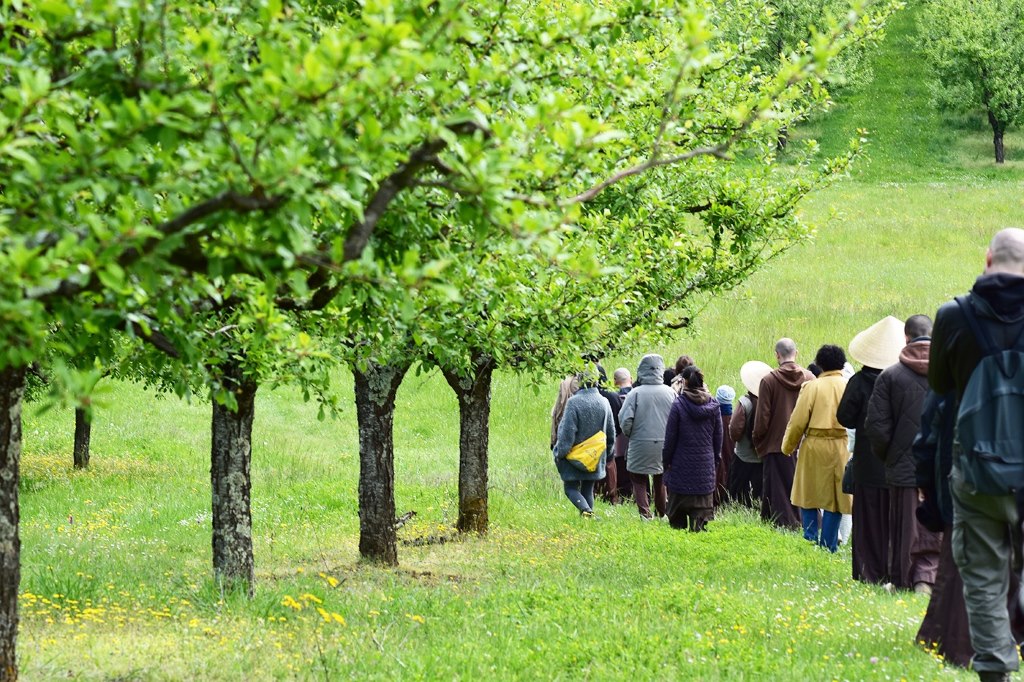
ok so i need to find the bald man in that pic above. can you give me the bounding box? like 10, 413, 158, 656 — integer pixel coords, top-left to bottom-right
930, 228, 1024, 682
752, 337, 815, 529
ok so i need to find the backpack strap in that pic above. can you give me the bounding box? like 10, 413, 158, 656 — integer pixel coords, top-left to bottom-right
956, 295, 1001, 356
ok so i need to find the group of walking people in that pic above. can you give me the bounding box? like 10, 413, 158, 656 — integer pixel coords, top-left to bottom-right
550, 228, 1024, 681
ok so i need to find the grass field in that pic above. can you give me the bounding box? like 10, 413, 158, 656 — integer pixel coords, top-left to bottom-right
17, 1, 1024, 680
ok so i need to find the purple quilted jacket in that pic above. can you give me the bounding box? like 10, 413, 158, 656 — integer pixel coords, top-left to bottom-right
662, 392, 723, 495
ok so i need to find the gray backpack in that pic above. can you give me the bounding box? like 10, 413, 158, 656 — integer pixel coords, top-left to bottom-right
954, 295, 1024, 495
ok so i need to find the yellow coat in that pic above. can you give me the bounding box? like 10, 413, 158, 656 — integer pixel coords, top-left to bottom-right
782, 370, 852, 514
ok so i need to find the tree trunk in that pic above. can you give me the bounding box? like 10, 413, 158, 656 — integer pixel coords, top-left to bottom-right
776, 126, 789, 152
988, 110, 1006, 163
353, 359, 410, 566
441, 353, 494, 535
73, 408, 90, 469
210, 362, 257, 595
0, 366, 25, 682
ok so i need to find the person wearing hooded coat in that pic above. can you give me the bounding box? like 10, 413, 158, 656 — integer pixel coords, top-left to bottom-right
552, 370, 616, 516
618, 354, 676, 519
837, 315, 905, 584
663, 368, 723, 531
753, 338, 815, 529
866, 314, 942, 592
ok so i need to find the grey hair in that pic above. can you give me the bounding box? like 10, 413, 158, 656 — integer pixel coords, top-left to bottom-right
775, 338, 797, 360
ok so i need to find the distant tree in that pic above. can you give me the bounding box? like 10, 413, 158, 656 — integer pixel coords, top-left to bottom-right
919, 0, 1024, 162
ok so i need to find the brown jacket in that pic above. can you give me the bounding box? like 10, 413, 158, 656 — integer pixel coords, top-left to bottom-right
752, 361, 815, 456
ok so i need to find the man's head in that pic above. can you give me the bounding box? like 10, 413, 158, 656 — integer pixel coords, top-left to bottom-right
775, 338, 797, 364
985, 228, 1024, 275
904, 314, 933, 342
613, 368, 632, 387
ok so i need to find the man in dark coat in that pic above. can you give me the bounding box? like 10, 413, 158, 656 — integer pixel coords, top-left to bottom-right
752, 338, 814, 529
929, 227, 1024, 682
866, 315, 942, 593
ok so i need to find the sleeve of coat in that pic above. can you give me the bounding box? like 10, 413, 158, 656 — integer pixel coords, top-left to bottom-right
751, 377, 773, 455
713, 408, 724, 465
619, 390, 636, 438
728, 400, 746, 443
929, 304, 957, 395
865, 372, 894, 461
781, 383, 812, 455
913, 390, 940, 489
835, 376, 862, 430
662, 399, 681, 470
553, 401, 578, 459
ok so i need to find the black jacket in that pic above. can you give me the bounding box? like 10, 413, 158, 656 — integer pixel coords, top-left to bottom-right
930, 272, 1024, 400
866, 341, 931, 488
914, 390, 956, 527
836, 367, 887, 488
599, 387, 623, 436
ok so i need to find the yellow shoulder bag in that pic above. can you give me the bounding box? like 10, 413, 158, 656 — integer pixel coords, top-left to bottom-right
566, 431, 605, 473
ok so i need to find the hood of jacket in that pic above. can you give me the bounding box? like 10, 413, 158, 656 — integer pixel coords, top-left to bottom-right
680, 393, 720, 421
636, 354, 666, 386
683, 386, 712, 405
973, 273, 1024, 323
899, 339, 930, 377
775, 361, 811, 390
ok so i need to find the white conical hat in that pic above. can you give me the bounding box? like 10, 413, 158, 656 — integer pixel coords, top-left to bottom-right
849, 316, 905, 369
740, 361, 773, 397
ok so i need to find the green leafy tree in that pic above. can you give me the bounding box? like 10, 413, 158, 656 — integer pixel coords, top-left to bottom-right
0, 0, 525, 673
338, 0, 897, 557
918, 0, 1024, 162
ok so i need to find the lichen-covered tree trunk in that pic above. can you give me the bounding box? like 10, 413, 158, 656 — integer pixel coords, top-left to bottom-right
353, 359, 410, 566
441, 353, 493, 534
210, 363, 257, 595
73, 408, 90, 469
0, 366, 25, 682
989, 110, 1006, 163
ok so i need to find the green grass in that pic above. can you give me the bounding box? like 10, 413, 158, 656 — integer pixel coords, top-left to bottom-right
16, 0, 1024, 678
20, 393, 947, 680
793, 0, 1024, 183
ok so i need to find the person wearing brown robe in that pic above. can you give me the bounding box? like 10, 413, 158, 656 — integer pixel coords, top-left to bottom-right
752, 338, 814, 530
837, 364, 890, 583
866, 315, 942, 592
841, 315, 906, 583
713, 385, 736, 507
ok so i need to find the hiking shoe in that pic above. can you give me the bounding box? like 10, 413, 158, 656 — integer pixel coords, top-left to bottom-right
977, 671, 1011, 682
914, 582, 933, 596
581, 511, 595, 519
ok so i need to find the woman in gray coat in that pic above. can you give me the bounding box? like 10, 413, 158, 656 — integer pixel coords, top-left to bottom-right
618, 354, 677, 518
552, 371, 616, 517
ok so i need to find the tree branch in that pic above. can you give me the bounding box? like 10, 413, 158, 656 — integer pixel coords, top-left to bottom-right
341, 121, 487, 262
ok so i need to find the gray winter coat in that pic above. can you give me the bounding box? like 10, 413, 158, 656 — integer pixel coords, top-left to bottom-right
619, 355, 677, 475
552, 387, 615, 482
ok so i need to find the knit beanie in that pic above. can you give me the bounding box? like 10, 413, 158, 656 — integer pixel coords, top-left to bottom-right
716, 385, 736, 415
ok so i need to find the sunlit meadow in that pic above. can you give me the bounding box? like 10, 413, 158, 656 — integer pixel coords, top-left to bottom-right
16, 1, 1024, 680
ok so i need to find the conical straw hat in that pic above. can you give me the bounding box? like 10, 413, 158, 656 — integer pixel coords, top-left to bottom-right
740, 361, 773, 397
849, 316, 905, 369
